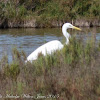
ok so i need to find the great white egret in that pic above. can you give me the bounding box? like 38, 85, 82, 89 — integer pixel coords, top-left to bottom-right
26, 23, 81, 62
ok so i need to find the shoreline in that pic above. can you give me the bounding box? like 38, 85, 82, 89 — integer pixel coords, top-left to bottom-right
0, 18, 100, 28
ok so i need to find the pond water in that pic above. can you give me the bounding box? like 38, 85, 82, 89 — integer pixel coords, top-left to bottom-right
0, 27, 100, 62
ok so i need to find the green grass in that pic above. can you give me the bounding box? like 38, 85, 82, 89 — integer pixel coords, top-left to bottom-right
0, 36, 100, 100
0, 0, 100, 28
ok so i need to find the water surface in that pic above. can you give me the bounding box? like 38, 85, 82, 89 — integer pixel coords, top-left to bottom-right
0, 27, 100, 62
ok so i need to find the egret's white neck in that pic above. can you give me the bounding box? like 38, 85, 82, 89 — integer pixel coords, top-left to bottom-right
62, 25, 71, 45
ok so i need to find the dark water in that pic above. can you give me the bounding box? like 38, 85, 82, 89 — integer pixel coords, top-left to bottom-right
0, 27, 100, 62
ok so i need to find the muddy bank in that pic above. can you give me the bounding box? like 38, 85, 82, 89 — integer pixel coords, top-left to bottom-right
0, 18, 100, 28
74, 19, 100, 27
0, 18, 37, 28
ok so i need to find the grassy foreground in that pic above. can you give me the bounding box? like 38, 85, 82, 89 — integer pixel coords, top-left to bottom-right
0, 37, 100, 100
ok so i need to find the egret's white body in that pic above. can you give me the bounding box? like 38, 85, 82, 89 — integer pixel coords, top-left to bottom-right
26, 23, 81, 62
27, 40, 63, 61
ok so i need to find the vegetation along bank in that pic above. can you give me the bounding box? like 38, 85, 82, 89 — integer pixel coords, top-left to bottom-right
0, 0, 100, 28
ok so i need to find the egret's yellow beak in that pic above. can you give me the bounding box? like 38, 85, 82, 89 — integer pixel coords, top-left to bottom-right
73, 26, 81, 31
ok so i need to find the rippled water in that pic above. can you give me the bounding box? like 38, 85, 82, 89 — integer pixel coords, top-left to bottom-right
0, 27, 100, 62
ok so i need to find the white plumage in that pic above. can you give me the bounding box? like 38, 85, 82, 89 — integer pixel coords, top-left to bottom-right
26, 23, 81, 62
27, 40, 63, 61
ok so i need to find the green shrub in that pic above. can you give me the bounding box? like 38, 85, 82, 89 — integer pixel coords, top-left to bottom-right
0, 0, 99, 24
4, 63, 20, 80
